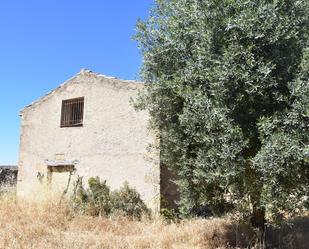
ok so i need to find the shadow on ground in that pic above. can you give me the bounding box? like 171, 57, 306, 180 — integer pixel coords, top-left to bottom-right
210, 216, 309, 248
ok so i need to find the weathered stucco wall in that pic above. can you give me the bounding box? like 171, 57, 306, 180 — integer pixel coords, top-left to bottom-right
17, 69, 160, 212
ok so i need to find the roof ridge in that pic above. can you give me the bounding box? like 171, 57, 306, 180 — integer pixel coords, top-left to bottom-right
20, 68, 144, 114
80, 68, 143, 84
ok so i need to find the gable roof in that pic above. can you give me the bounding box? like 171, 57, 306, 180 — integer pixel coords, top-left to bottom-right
20, 69, 144, 115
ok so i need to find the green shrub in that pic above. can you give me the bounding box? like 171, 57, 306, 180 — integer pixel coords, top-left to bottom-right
71, 178, 149, 219
71, 177, 111, 216
160, 196, 178, 221
111, 182, 149, 219
87, 177, 112, 216
160, 208, 177, 222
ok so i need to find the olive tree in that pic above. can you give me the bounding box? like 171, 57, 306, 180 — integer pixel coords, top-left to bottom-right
135, 0, 309, 229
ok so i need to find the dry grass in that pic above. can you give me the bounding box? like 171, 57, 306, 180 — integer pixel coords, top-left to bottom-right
0, 194, 234, 249
0, 193, 308, 249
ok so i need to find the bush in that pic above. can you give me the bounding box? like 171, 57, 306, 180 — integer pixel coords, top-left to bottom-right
71, 177, 149, 219
160, 208, 177, 222
71, 176, 111, 216
111, 182, 149, 219
160, 196, 178, 221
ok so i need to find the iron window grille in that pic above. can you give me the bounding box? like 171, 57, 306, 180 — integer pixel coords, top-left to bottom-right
60, 97, 84, 127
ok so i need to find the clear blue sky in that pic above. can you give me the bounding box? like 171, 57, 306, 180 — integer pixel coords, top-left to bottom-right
0, 0, 153, 165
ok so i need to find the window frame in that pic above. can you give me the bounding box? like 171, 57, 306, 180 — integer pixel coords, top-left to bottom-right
60, 97, 84, 128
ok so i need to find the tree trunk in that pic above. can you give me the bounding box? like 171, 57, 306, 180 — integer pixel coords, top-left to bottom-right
250, 206, 266, 231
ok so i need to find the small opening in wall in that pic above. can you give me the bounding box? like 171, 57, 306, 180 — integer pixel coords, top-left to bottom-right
60, 97, 84, 127
47, 165, 76, 173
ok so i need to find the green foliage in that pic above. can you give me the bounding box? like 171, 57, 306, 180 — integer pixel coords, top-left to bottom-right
160, 196, 179, 221
72, 177, 112, 216
111, 182, 149, 219
160, 208, 178, 221
71, 177, 149, 219
135, 0, 309, 227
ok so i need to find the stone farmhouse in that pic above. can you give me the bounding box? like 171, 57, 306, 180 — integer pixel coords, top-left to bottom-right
17, 69, 178, 213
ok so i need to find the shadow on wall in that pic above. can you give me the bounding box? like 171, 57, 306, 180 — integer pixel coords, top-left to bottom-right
160, 164, 180, 210
0, 166, 18, 187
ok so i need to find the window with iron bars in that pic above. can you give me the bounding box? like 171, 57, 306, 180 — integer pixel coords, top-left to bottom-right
60, 97, 84, 127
